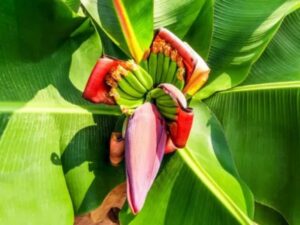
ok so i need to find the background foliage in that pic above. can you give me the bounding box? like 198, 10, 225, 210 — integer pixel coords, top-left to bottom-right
0, 0, 299, 224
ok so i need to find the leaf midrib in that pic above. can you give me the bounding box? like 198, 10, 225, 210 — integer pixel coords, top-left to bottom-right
0, 102, 122, 115
221, 81, 300, 94
179, 149, 253, 225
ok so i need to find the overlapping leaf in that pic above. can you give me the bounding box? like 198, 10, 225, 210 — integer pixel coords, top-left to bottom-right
196, 0, 300, 99
153, 0, 208, 38
81, 0, 153, 62
206, 83, 300, 225
182, 0, 214, 60
243, 10, 300, 85
62, 0, 81, 12
0, 1, 124, 224
254, 203, 288, 225
205, 11, 300, 225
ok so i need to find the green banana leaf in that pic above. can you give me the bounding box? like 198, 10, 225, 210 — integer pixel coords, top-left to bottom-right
243, 11, 300, 85
182, 0, 214, 60
153, 0, 208, 38
206, 9, 300, 225
206, 82, 300, 225
0, 1, 124, 224
196, 0, 300, 100
81, 0, 153, 62
62, 0, 81, 12
254, 203, 288, 225
206, 81, 300, 225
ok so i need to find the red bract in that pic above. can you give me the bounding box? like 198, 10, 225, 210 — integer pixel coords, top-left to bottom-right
155, 28, 210, 96
168, 106, 193, 148
83, 57, 117, 104
165, 136, 177, 154
158, 84, 194, 149
109, 132, 125, 166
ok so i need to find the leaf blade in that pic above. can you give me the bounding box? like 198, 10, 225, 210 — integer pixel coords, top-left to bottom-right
112, 0, 147, 62
81, 0, 153, 62
196, 0, 300, 99
0, 1, 124, 223
206, 81, 300, 225
183, 0, 214, 59
242, 10, 300, 85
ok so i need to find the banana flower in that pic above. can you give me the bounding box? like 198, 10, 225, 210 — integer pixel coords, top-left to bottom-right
83, 28, 209, 214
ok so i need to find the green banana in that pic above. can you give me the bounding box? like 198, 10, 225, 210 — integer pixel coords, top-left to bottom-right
123, 72, 147, 94
140, 60, 148, 71
155, 53, 164, 84
147, 88, 166, 100
173, 78, 185, 90
161, 56, 170, 83
115, 97, 144, 109
165, 60, 178, 84
156, 106, 177, 120
157, 105, 178, 114
112, 86, 144, 110
156, 102, 177, 111
172, 67, 186, 90
161, 112, 177, 120
156, 97, 176, 107
148, 53, 158, 84
132, 66, 153, 90
114, 87, 138, 100
155, 94, 172, 101
117, 78, 145, 98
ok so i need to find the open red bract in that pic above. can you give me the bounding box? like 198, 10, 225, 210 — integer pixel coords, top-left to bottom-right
83, 57, 117, 104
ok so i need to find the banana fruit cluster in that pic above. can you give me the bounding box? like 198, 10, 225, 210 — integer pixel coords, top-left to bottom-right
147, 83, 189, 121
140, 35, 186, 90
146, 88, 177, 120
105, 60, 153, 113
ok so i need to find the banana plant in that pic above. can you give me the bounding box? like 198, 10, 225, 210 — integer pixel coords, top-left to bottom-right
0, 0, 299, 225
